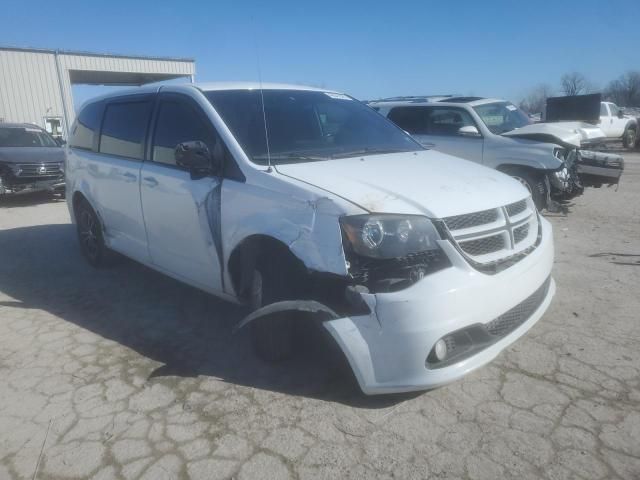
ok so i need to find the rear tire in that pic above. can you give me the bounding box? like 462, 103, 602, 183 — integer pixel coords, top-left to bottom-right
75, 199, 114, 268
508, 170, 547, 211
623, 126, 637, 150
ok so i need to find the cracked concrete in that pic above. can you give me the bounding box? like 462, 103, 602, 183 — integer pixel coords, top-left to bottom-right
1, 153, 639, 480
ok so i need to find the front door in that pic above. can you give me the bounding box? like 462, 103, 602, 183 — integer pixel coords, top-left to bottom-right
140, 94, 223, 293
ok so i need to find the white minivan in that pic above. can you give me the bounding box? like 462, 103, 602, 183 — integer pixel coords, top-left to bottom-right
66, 83, 555, 394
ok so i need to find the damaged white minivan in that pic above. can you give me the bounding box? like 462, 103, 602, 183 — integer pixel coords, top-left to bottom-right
66, 83, 555, 394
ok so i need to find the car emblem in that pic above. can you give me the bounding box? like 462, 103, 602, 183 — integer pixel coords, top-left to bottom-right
38, 165, 47, 175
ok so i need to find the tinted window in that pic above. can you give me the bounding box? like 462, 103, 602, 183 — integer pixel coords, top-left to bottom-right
388, 107, 430, 134
205, 90, 420, 165
0, 127, 58, 147
427, 107, 476, 136
70, 102, 102, 150
99, 101, 151, 160
152, 100, 217, 166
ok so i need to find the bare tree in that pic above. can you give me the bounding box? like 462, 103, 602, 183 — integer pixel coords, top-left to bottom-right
519, 84, 554, 114
560, 72, 590, 96
604, 71, 640, 107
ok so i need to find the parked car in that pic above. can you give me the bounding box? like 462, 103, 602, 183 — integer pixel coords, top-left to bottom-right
0, 123, 65, 197
66, 83, 555, 394
599, 102, 637, 149
369, 96, 617, 210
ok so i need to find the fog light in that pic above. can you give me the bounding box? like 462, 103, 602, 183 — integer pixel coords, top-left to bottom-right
434, 339, 447, 361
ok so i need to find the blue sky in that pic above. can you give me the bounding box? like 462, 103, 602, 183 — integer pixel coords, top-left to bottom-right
2, 0, 638, 108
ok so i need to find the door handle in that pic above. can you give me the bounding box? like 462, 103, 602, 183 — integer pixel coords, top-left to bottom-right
143, 176, 159, 187
122, 172, 137, 182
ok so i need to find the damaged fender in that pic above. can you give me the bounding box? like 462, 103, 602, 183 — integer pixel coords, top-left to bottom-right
234, 300, 340, 332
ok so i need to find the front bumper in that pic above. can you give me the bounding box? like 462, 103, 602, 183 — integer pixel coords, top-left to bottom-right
0, 175, 65, 195
324, 217, 555, 395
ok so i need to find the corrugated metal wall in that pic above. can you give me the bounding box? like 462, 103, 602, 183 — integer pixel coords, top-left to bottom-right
0, 49, 65, 126
0, 48, 195, 136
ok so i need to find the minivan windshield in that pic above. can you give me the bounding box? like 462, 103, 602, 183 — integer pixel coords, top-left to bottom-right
205, 89, 422, 165
0, 127, 58, 147
473, 101, 531, 135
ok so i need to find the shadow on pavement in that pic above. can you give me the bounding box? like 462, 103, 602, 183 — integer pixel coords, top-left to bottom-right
0, 223, 419, 408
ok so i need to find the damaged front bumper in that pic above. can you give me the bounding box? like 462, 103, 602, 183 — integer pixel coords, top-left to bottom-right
0, 175, 65, 195
575, 150, 624, 187
322, 217, 555, 395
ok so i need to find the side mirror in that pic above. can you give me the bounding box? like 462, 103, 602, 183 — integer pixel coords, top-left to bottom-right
617, 110, 625, 119
458, 125, 481, 137
175, 141, 220, 177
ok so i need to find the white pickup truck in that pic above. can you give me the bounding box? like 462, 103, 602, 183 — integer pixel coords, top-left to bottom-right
598, 102, 637, 148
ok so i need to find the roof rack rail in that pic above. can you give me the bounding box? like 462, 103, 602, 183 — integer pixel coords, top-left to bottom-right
439, 96, 485, 103
369, 95, 458, 104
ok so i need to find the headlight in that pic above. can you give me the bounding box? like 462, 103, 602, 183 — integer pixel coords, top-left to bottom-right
340, 214, 441, 259
340, 215, 450, 292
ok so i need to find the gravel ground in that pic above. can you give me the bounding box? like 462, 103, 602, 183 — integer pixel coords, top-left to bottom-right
1, 154, 639, 480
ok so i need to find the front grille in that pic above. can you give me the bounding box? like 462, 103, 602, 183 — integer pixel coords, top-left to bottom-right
13, 163, 62, 177
513, 224, 529, 243
506, 199, 527, 217
486, 277, 551, 337
443, 208, 498, 231
439, 197, 539, 273
459, 234, 504, 256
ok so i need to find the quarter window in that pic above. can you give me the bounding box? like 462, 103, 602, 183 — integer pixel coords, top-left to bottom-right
99, 101, 151, 160
70, 102, 102, 150
152, 100, 217, 167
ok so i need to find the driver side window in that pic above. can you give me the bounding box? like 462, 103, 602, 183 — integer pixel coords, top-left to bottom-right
152, 99, 218, 167
600, 103, 609, 117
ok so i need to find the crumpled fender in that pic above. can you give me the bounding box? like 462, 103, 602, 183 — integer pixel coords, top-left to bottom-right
234, 300, 340, 332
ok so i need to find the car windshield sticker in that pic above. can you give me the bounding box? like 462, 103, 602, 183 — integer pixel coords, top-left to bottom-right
506, 105, 517, 111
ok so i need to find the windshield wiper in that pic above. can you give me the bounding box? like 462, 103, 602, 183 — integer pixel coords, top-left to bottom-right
253, 153, 329, 164
330, 148, 401, 159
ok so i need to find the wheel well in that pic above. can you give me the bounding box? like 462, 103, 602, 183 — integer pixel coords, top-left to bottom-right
497, 164, 544, 178
228, 235, 308, 301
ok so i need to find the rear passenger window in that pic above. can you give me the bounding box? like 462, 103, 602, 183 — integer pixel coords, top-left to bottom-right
70, 102, 102, 150
152, 100, 217, 167
388, 107, 429, 134
99, 101, 151, 160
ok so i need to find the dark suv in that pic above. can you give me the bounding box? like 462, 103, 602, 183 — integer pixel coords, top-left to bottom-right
0, 123, 65, 197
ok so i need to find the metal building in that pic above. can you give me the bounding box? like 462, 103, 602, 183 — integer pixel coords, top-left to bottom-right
0, 46, 195, 140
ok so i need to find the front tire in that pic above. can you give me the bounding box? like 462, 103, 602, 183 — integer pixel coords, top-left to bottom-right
249, 253, 303, 362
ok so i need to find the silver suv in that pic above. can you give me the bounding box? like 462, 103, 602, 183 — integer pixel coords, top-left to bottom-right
369, 96, 585, 211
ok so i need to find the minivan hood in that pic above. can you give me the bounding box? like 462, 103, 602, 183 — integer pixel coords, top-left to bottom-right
502, 122, 605, 148
275, 150, 528, 218
0, 147, 65, 164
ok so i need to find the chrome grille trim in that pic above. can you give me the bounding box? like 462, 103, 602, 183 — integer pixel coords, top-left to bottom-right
440, 197, 538, 272
12, 163, 63, 177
